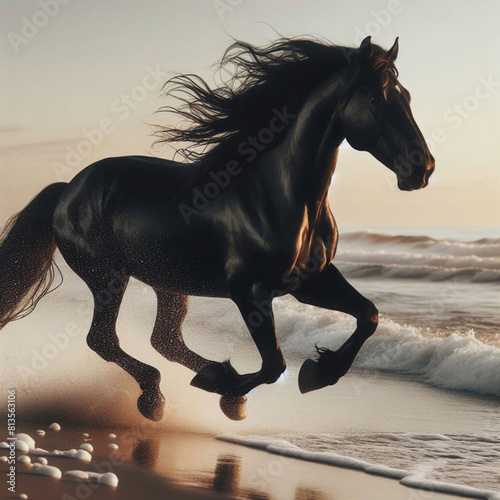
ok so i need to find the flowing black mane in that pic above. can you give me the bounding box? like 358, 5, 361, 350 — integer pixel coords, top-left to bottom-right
154, 37, 397, 168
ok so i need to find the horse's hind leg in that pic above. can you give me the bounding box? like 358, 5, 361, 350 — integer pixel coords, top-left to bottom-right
151, 289, 247, 420
150, 289, 211, 373
86, 272, 165, 421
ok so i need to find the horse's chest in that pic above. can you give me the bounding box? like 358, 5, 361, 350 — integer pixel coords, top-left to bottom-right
265, 219, 338, 291
294, 230, 335, 273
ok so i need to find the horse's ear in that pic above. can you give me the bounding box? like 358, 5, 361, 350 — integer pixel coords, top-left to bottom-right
386, 37, 399, 62
359, 36, 373, 60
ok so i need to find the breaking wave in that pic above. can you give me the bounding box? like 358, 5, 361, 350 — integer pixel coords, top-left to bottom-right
275, 299, 500, 398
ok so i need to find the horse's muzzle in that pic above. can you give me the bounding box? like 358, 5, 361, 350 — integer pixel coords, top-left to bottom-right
398, 160, 435, 191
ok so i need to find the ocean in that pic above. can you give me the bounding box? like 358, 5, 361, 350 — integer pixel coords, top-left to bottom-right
1, 227, 499, 496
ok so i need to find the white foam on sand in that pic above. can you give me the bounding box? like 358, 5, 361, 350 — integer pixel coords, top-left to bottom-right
33, 448, 92, 461
97, 473, 119, 487
15, 441, 30, 452
31, 463, 62, 479
2, 432, 93, 462
0, 432, 119, 488
30, 448, 92, 461
79, 443, 93, 452
63, 470, 118, 487
218, 435, 500, 499
15, 434, 36, 449
64, 470, 90, 480
72, 449, 92, 461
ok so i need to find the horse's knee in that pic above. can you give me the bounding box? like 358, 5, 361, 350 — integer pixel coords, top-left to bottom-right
263, 360, 287, 384
357, 301, 379, 335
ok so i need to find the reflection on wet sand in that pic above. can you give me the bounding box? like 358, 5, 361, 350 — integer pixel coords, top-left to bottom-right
295, 485, 328, 500
212, 452, 270, 499
138, 430, 326, 500
132, 438, 159, 467
213, 454, 241, 493
209, 452, 328, 499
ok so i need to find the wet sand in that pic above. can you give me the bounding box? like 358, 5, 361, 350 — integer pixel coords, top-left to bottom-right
1, 425, 464, 500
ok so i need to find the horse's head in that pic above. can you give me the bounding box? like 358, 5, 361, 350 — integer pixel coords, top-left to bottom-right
341, 37, 435, 191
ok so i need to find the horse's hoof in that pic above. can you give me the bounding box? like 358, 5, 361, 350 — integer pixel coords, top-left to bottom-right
190, 361, 239, 394
220, 395, 247, 421
137, 391, 165, 422
298, 359, 323, 394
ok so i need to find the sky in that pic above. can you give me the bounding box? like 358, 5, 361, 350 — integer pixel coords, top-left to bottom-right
1, 0, 499, 228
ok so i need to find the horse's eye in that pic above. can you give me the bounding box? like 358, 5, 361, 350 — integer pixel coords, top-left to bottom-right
369, 93, 379, 106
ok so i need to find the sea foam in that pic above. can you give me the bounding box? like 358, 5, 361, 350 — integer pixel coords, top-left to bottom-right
277, 299, 500, 397
218, 434, 500, 499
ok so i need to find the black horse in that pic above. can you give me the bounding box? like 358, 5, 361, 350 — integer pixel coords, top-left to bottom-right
0, 36, 434, 421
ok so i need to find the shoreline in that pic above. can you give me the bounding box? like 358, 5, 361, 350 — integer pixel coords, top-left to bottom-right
217, 434, 500, 500
1, 425, 491, 500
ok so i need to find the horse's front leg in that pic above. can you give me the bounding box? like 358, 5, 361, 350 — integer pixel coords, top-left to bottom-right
191, 282, 286, 396
292, 263, 378, 393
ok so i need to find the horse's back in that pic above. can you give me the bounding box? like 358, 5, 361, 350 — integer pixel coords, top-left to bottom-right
53, 156, 229, 295
81, 155, 196, 198
56, 154, 196, 215
54, 155, 189, 237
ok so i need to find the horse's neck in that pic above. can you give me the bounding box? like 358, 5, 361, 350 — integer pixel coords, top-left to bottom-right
262, 72, 349, 221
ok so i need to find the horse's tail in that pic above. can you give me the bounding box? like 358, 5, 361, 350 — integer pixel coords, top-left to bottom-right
0, 182, 68, 329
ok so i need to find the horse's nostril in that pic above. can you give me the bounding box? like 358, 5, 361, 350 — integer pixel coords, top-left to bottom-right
422, 164, 435, 186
